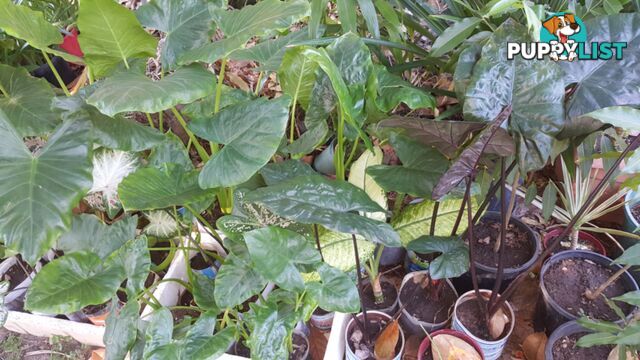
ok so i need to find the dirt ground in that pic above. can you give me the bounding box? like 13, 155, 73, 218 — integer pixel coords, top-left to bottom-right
0, 328, 94, 360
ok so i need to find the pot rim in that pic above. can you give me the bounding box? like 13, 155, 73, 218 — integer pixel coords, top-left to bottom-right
539, 250, 640, 323
543, 320, 593, 360
344, 310, 406, 358
398, 270, 458, 327
453, 289, 515, 343
625, 191, 640, 229
473, 211, 542, 274
417, 328, 485, 360
542, 227, 606, 256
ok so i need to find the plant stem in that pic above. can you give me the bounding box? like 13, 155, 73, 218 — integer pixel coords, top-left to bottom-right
451, 181, 472, 236
585, 264, 632, 300
489, 158, 508, 307
570, 228, 580, 249
145, 113, 155, 128
254, 71, 264, 95
214, 58, 228, 115
351, 233, 370, 345
184, 204, 224, 244
41, 51, 70, 96
335, 112, 346, 181
170, 107, 210, 161
344, 137, 361, 170
289, 100, 297, 144
430, 201, 440, 236
494, 134, 640, 314
465, 177, 489, 322
313, 224, 324, 261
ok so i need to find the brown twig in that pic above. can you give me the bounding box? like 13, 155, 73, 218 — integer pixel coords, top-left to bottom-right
352, 233, 370, 345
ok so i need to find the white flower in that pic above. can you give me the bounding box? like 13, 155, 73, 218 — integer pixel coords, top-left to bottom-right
89, 150, 137, 208
144, 211, 179, 238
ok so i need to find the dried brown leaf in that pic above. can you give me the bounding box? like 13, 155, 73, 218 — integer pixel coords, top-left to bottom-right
374, 319, 400, 360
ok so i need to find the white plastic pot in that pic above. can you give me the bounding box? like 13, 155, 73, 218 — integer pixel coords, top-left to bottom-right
344, 310, 405, 360
451, 290, 515, 360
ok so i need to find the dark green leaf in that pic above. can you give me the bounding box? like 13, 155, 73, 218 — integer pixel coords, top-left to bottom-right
111, 237, 151, 296
231, 29, 313, 72
136, 0, 214, 69
192, 272, 218, 311
613, 290, 640, 306
373, 65, 435, 112
453, 43, 482, 102
184, 325, 235, 360
524, 183, 537, 205
562, 14, 640, 118
26, 252, 125, 314
407, 235, 469, 279
244, 227, 321, 291
259, 160, 316, 186
279, 47, 318, 110
249, 303, 289, 360
119, 164, 215, 211
542, 183, 557, 221
144, 308, 173, 355
430, 17, 481, 57
148, 132, 193, 171
0, 114, 92, 264
214, 254, 267, 308
57, 214, 137, 259
88, 65, 215, 116
0, 0, 62, 51
245, 175, 400, 246
307, 263, 360, 313
78, 0, 158, 77
0, 64, 58, 136
104, 301, 140, 360
614, 244, 640, 267
191, 96, 291, 188
181, 85, 254, 119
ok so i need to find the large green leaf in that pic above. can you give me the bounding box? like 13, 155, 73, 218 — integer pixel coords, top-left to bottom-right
191, 272, 218, 311
318, 231, 375, 272
214, 253, 267, 308
244, 227, 321, 291
614, 243, 640, 267
259, 160, 316, 186
0, 64, 58, 136
148, 132, 194, 171
279, 47, 318, 110
307, 263, 360, 313
562, 14, 640, 118
87, 65, 215, 116
104, 300, 140, 360
245, 175, 400, 246
392, 198, 470, 246
373, 65, 435, 112
407, 235, 469, 279
178, 0, 309, 64
0, 0, 62, 51
182, 324, 235, 360
0, 114, 92, 264
463, 20, 565, 172
25, 252, 125, 314
367, 133, 448, 198
111, 237, 151, 296
57, 215, 137, 259
144, 308, 173, 356
248, 304, 289, 360
78, 0, 157, 77
613, 291, 640, 307
348, 146, 387, 221
136, 0, 214, 70
54, 96, 164, 152
181, 85, 255, 119
191, 96, 291, 188
430, 17, 482, 57
453, 43, 482, 102
581, 106, 640, 133
118, 164, 216, 211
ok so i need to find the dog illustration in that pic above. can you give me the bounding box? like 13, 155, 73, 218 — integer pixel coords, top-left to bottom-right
543, 14, 581, 61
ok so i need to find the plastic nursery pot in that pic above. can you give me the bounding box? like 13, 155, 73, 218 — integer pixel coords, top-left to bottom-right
361, 277, 399, 316
379, 245, 406, 267
417, 329, 484, 360
544, 320, 615, 360
473, 211, 541, 291
623, 191, 640, 247
539, 250, 639, 333
310, 307, 334, 331
291, 330, 310, 360
345, 310, 406, 360
82, 302, 115, 326
452, 290, 515, 360
398, 270, 458, 335
543, 228, 606, 256
405, 250, 430, 273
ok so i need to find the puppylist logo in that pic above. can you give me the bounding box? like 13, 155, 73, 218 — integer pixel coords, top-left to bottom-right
507, 13, 627, 61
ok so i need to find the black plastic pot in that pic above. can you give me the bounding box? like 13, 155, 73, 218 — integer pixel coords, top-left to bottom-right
539, 250, 640, 333
544, 321, 595, 360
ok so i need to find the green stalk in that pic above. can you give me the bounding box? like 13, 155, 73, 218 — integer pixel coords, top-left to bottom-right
170, 107, 210, 161
344, 137, 360, 170
41, 50, 70, 96
212, 58, 233, 214
214, 58, 228, 116
334, 111, 346, 180
145, 113, 155, 128
184, 204, 223, 243
289, 100, 297, 144
255, 71, 264, 95
158, 111, 164, 132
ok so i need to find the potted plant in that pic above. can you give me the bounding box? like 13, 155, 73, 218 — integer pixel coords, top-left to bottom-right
417, 329, 484, 360
362, 246, 398, 315
540, 244, 640, 332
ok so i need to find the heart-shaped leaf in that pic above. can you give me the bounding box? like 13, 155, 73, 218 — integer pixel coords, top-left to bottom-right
58, 214, 137, 259
231, 29, 313, 72
119, 164, 216, 211
87, 65, 215, 116
373, 65, 435, 112
307, 263, 360, 313
214, 253, 267, 308
0, 64, 58, 136
78, 0, 157, 77
279, 47, 318, 110
0, 113, 92, 264
104, 300, 140, 360
190, 96, 291, 188
245, 175, 400, 246
407, 235, 469, 279
0, 0, 62, 51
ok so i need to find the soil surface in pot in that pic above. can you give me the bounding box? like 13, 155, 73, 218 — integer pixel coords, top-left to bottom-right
551, 332, 612, 360
362, 281, 397, 311
632, 203, 640, 224
2, 259, 33, 289
313, 307, 330, 316
400, 279, 456, 324
348, 317, 402, 360
173, 291, 200, 322
543, 258, 633, 321
190, 253, 216, 270
231, 334, 308, 359
150, 241, 171, 265
472, 219, 533, 268
457, 299, 511, 341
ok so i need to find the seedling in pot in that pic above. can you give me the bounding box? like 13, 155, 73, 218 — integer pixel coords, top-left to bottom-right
364, 246, 385, 305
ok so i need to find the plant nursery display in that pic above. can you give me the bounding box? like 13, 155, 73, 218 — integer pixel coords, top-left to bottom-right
1, 0, 640, 359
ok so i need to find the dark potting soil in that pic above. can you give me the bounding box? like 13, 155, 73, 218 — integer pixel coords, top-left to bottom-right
632, 203, 640, 225
543, 258, 633, 321
190, 253, 215, 270
3, 264, 30, 289
400, 279, 456, 324
472, 219, 534, 268
348, 317, 402, 360
234, 341, 251, 358
313, 307, 329, 316
82, 302, 109, 316
150, 241, 170, 265
172, 291, 200, 322
362, 280, 397, 311
551, 332, 612, 360
457, 299, 511, 341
